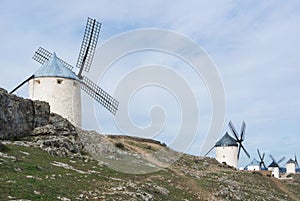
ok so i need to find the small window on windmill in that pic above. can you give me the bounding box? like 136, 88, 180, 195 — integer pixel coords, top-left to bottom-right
73, 82, 77, 86
35, 80, 40, 84
57, 79, 63, 84
223, 155, 225, 158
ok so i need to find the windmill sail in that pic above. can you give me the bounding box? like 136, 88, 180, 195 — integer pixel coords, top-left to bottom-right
81, 76, 119, 115
33, 47, 74, 70
240, 145, 250, 159
278, 157, 286, 164
76, 17, 101, 77
257, 149, 267, 169
229, 121, 239, 140
240, 121, 246, 141
229, 121, 250, 159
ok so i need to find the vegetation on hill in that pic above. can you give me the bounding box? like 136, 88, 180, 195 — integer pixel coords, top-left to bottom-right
0, 137, 299, 201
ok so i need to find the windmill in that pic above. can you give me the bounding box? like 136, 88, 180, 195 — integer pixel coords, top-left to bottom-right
257, 149, 267, 170
268, 155, 285, 178
286, 154, 299, 174
245, 158, 260, 171
204, 121, 250, 168
10, 17, 119, 127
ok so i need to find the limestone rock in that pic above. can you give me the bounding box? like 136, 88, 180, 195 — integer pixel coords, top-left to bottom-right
31, 114, 83, 157
0, 88, 50, 139
33, 100, 50, 127
49, 113, 77, 136
38, 135, 83, 157
31, 124, 56, 136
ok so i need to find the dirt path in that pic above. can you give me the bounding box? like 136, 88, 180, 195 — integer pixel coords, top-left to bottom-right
271, 178, 299, 201
121, 140, 213, 199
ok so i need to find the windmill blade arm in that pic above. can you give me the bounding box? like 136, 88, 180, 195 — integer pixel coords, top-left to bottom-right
257, 149, 262, 160
295, 155, 299, 168
278, 156, 286, 164
57, 57, 74, 70
81, 76, 119, 115
240, 121, 246, 141
228, 121, 239, 140
32, 47, 52, 65
33, 47, 74, 70
76, 18, 101, 76
240, 144, 250, 158
262, 162, 267, 170
269, 154, 276, 163
237, 145, 242, 159
204, 146, 215, 157
10, 75, 34, 94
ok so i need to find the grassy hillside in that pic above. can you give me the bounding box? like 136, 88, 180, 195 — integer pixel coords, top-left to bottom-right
0, 137, 300, 201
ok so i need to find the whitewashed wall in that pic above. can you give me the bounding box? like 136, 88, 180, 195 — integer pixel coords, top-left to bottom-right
29, 77, 81, 127
286, 163, 296, 174
216, 146, 238, 168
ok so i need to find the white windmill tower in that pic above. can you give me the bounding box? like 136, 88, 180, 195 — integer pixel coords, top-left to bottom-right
205, 121, 250, 169
246, 159, 261, 171
268, 155, 285, 178
28, 52, 82, 126
215, 132, 239, 168
10, 18, 119, 127
286, 155, 299, 174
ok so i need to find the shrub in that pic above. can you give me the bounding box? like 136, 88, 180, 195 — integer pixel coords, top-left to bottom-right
114, 142, 125, 149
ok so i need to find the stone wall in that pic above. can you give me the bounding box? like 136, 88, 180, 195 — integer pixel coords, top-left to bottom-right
0, 88, 50, 139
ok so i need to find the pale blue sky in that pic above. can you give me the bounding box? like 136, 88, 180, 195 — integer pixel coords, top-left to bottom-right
0, 0, 299, 167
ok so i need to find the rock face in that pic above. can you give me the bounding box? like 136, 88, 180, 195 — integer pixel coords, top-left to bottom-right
0, 88, 50, 139
31, 113, 83, 157
0, 87, 83, 157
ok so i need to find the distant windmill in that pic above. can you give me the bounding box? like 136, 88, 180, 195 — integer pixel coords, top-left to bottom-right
10, 17, 119, 127
245, 158, 260, 171
286, 154, 299, 174
205, 121, 250, 168
257, 149, 267, 170
268, 155, 285, 178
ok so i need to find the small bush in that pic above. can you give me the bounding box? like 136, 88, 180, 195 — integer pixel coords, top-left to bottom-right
114, 142, 125, 149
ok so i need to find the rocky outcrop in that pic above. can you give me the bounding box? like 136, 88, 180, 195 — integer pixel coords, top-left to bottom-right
0, 87, 83, 157
32, 113, 77, 136
0, 88, 50, 139
31, 113, 83, 157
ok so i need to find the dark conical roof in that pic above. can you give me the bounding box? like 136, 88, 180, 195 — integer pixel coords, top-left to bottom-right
34, 52, 78, 80
286, 158, 296, 164
268, 161, 279, 167
215, 132, 238, 147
